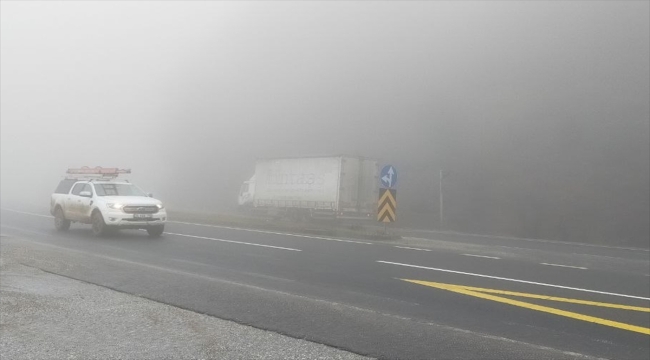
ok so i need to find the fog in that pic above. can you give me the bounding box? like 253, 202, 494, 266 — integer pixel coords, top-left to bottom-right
1, 2, 648, 246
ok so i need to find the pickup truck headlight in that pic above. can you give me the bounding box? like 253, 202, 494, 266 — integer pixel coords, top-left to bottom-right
107, 203, 124, 209
156, 204, 165, 210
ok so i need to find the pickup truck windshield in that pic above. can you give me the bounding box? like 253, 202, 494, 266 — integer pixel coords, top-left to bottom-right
95, 184, 147, 197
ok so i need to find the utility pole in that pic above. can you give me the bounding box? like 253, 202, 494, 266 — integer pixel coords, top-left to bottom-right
439, 170, 444, 228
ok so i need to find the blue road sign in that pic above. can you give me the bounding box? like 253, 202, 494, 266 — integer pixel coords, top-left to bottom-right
380, 165, 398, 188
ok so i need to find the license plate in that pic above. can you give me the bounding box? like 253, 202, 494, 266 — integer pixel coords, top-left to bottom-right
134, 214, 153, 219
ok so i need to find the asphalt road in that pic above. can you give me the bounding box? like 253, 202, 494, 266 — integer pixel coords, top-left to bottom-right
1, 207, 649, 359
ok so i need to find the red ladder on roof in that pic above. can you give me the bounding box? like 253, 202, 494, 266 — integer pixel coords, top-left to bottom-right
66, 166, 131, 179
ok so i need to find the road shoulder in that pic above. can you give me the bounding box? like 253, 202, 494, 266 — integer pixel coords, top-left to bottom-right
0, 237, 370, 360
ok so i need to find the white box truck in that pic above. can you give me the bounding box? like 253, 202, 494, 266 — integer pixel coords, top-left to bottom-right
238, 156, 379, 219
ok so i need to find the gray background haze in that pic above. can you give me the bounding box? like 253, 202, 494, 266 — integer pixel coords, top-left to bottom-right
1, 2, 648, 246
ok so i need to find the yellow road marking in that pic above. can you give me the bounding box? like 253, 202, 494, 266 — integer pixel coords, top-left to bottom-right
427, 282, 650, 312
403, 279, 650, 335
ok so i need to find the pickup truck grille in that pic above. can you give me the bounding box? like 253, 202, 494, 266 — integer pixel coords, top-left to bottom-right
123, 205, 158, 214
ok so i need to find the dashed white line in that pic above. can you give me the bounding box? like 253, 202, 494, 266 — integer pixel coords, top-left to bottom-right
541, 263, 587, 270
0, 224, 50, 236
376, 260, 650, 300
2, 209, 53, 218
3, 223, 301, 253
462, 254, 500, 259
399, 228, 650, 252
1, 208, 371, 245
402, 237, 432, 241
394, 246, 431, 252
170, 220, 373, 245
164, 232, 302, 252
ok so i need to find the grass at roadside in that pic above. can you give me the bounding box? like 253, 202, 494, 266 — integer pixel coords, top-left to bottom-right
167, 209, 401, 241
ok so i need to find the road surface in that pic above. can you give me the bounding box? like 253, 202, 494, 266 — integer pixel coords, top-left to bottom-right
1, 207, 649, 359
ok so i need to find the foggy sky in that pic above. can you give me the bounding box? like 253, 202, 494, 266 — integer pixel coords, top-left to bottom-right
1, 2, 648, 244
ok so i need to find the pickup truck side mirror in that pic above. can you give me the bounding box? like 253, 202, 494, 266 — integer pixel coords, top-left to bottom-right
79, 191, 92, 198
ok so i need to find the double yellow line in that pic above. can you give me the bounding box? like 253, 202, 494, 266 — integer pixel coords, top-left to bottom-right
403, 279, 650, 335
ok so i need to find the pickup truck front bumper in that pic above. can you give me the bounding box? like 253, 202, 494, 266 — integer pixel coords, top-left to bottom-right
102, 210, 167, 228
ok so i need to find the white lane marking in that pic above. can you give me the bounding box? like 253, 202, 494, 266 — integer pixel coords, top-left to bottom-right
463, 254, 500, 259
541, 263, 587, 270
399, 229, 650, 252
394, 246, 431, 252
5, 240, 610, 359
377, 260, 650, 301
169, 220, 373, 245
5, 208, 647, 253
0, 220, 301, 252
164, 232, 301, 252
2, 209, 53, 218
1, 208, 366, 246
0, 224, 49, 235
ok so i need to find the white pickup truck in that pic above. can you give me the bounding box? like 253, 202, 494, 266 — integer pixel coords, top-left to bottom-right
50, 168, 167, 237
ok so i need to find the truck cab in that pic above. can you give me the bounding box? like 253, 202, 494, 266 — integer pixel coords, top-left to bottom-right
237, 176, 255, 206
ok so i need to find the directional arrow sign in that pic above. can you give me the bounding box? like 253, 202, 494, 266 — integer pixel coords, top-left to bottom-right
378, 188, 397, 223
380, 165, 398, 189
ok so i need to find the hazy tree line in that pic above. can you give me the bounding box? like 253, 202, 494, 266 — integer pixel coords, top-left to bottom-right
398, 118, 649, 247
154, 3, 648, 248
162, 110, 648, 248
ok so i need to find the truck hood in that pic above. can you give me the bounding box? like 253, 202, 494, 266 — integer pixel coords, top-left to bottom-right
99, 196, 162, 206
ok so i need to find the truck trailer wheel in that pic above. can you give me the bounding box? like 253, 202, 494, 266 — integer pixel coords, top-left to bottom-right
54, 208, 71, 231
147, 225, 164, 238
91, 211, 107, 237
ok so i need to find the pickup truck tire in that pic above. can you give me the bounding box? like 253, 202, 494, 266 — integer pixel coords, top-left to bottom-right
147, 225, 164, 238
54, 208, 71, 231
91, 211, 107, 237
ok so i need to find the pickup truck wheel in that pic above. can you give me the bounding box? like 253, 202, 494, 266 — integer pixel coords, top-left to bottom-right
54, 208, 70, 231
147, 225, 164, 238
91, 212, 107, 237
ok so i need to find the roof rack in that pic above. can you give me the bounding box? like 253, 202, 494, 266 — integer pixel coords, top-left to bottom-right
65, 166, 131, 180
